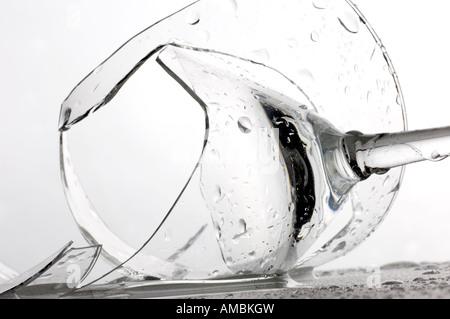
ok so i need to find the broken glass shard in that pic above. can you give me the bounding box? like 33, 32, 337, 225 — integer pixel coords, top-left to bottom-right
0, 242, 73, 296
0, 242, 101, 298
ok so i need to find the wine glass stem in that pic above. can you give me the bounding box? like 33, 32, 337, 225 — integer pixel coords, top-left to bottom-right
344, 126, 450, 178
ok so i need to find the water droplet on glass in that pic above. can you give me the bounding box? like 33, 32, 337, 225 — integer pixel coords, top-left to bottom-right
93, 65, 103, 75
232, 219, 249, 242
214, 0, 238, 14
312, 0, 331, 9
332, 241, 346, 253
164, 230, 172, 242
431, 150, 440, 160
430, 150, 447, 162
382, 280, 404, 286
413, 277, 427, 283
423, 266, 440, 274
225, 0, 238, 12
213, 185, 225, 203
297, 68, 314, 83
382, 175, 391, 187
338, 11, 360, 34
310, 31, 320, 42
238, 116, 252, 133
185, 11, 200, 25
287, 38, 299, 49
288, 202, 295, 214
386, 105, 391, 116
297, 225, 313, 240
376, 79, 382, 90
254, 93, 267, 101
238, 219, 247, 232
367, 91, 372, 103
344, 86, 350, 95
272, 209, 279, 219
208, 148, 220, 162
250, 48, 270, 64
198, 29, 211, 42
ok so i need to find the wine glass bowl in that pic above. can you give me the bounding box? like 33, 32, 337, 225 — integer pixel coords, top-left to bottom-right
59, 0, 406, 281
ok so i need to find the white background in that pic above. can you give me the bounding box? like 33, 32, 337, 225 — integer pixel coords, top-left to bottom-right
0, 0, 449, 274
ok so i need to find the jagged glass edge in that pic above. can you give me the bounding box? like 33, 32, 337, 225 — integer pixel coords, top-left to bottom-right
0, 242, 102, 298
0, 242, 73, 295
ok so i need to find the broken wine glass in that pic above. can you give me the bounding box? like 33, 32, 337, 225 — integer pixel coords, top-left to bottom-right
7, 0, 446, 296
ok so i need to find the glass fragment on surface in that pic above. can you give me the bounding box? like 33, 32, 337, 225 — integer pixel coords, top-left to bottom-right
63, 275, 292, 299
0, 242, 101, 298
